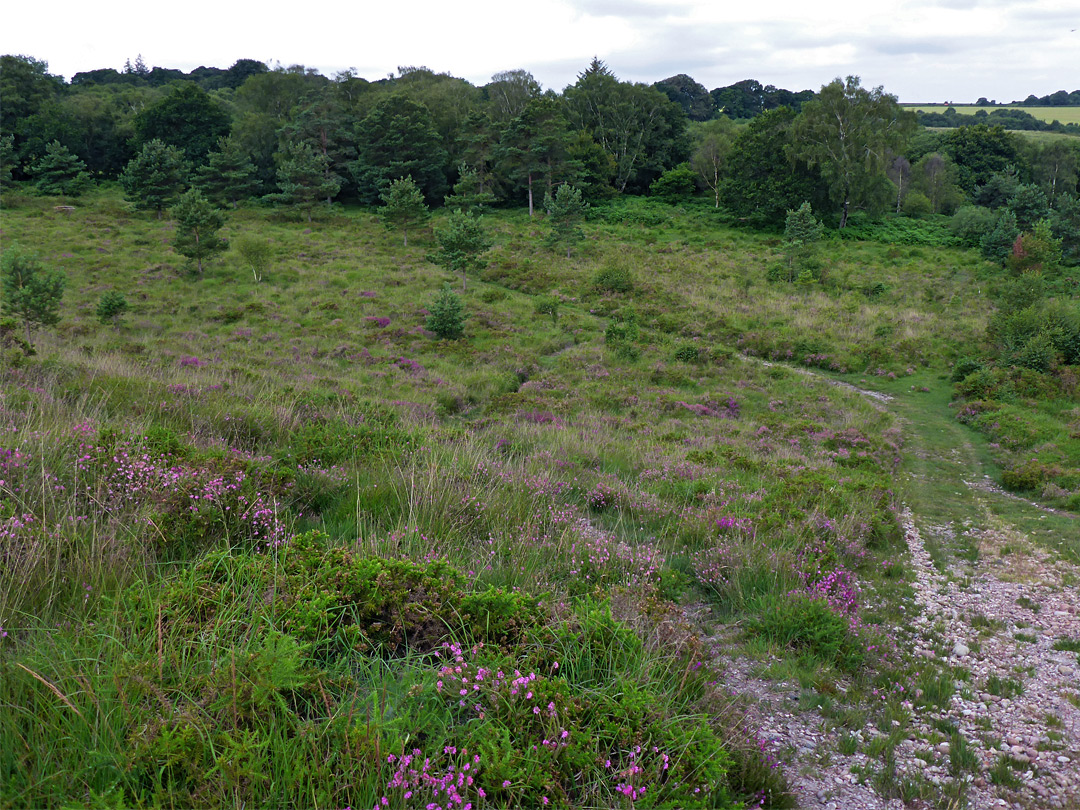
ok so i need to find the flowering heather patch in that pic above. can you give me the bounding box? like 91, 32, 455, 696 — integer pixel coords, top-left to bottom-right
178, 356, 209, 368
392, 356, 425, 375
675, 396, 740, 419
364, 316, 391, 328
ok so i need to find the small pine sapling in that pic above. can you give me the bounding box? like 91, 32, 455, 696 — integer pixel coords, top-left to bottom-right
96, 291, 129, 326
1, 245, 65, 347
426, 284, 466, 340
171, 189, 228, 275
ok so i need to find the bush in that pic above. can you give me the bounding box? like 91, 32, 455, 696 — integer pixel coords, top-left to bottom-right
746, 592, 869, 672
901, 191, 933, 218
949, 205, 996, 247
649, 162, 697, 203
426, 284, 466, 340
593, 264, 634, 293
96, 290, 129, 325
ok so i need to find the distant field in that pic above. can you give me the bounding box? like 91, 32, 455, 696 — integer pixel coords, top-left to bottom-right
903, 104, 1080, 124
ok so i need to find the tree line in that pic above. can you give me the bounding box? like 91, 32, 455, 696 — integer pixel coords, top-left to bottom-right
2, 53, 1079, 257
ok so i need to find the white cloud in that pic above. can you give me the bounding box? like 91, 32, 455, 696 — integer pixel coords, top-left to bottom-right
1, 0, 1075, 102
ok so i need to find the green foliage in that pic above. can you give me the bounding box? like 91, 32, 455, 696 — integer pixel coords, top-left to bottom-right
1, 243, 65, 346
266, 141, 342, 222
427, 210, 492, 289
171, 188, 228, 274
980, 209, 1019, 264
31, 140, 91, 195
120, 139, 189, 216
720, 107, 825, 228
134, 83, 231, 165
195, 135, 260, 207
949, 205, 996, 247
592, 263, 634, 293
649, 161, 697, 203
901, 191, 933, 218
838, 216, 957, 247
352, 95, 448, 205
604, 307, 640, 360
1008, 219, 1063, 274
426, 284, 466, 340
379, 176, 430, 247
95, 290, 128, 326
792, 76, 917, 228
783, 201, 823, 269
236, 236, 272, 282
532, 294, 560, 324
543, 183, 588, 257
0, 134, 15, 188
443, 164, 496, 214
746, 593, 869, 672
1007, 183, 1049, 232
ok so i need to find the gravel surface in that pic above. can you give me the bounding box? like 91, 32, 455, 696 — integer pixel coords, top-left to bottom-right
707, 509, 1080, 809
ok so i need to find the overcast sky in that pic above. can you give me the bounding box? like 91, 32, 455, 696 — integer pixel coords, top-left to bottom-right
3, 0, 1077, 102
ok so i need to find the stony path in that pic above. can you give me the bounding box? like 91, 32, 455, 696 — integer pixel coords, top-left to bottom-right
706, 509, 1080, 810
902, 511, 1080, 809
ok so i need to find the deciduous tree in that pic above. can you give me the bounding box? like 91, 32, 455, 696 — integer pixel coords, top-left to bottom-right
792, 76, 916, 228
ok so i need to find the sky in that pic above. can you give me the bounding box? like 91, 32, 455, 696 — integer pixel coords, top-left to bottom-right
3, 0, 1077, 102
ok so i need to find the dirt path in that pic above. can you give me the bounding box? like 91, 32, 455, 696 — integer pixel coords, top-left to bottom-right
711, 365, 1080, 808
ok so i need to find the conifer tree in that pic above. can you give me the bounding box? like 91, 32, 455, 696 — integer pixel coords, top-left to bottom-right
171, 189, 228, 274
544, 183, 588, 258
783, 201, 823, 272
120, 139, 189, 217
1, 244, 65, 346
427, 210, 492, 290
32, 140, 91, 195
266, 141, 341, 222
196, 136, 260, 207
379, 176, 429, 246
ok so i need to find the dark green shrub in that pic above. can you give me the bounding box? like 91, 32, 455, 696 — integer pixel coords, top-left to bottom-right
96, 290, 129, 325
950, 356, 984, 382
746, 592, 869, 672
593, 264, 634, 293
426, 284, 466, 340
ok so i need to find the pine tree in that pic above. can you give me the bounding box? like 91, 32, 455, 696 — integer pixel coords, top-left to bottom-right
120, 139, 189, 217
981, 210, 1020, 265
426, 284, 466, 340
0, 134, 16, 189
1, 244, 65, 347
266, 141, 341, 222
783, 201, 823, 273
543, 183, 588, 258
196, 136, 260, 207
96, 291, 129, 326
427, 210, 492, 290
171, 189, 228, 274
31, 140, 91, 196
443, 164, 496, 214
379, 176, 429, 246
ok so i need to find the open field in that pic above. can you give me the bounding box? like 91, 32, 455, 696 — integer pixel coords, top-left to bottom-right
2, 186, 1078, 809
904, 105, 1080, 124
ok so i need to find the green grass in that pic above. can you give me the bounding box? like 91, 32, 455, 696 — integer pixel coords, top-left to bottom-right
0, 183, 1070, 809
904, 105, 1080, 125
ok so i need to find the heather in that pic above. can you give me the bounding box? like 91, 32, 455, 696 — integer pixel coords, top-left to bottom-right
1, 185, 1075, 808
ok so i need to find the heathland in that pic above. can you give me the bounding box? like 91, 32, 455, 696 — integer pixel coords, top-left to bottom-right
2, 55, 1080, 809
